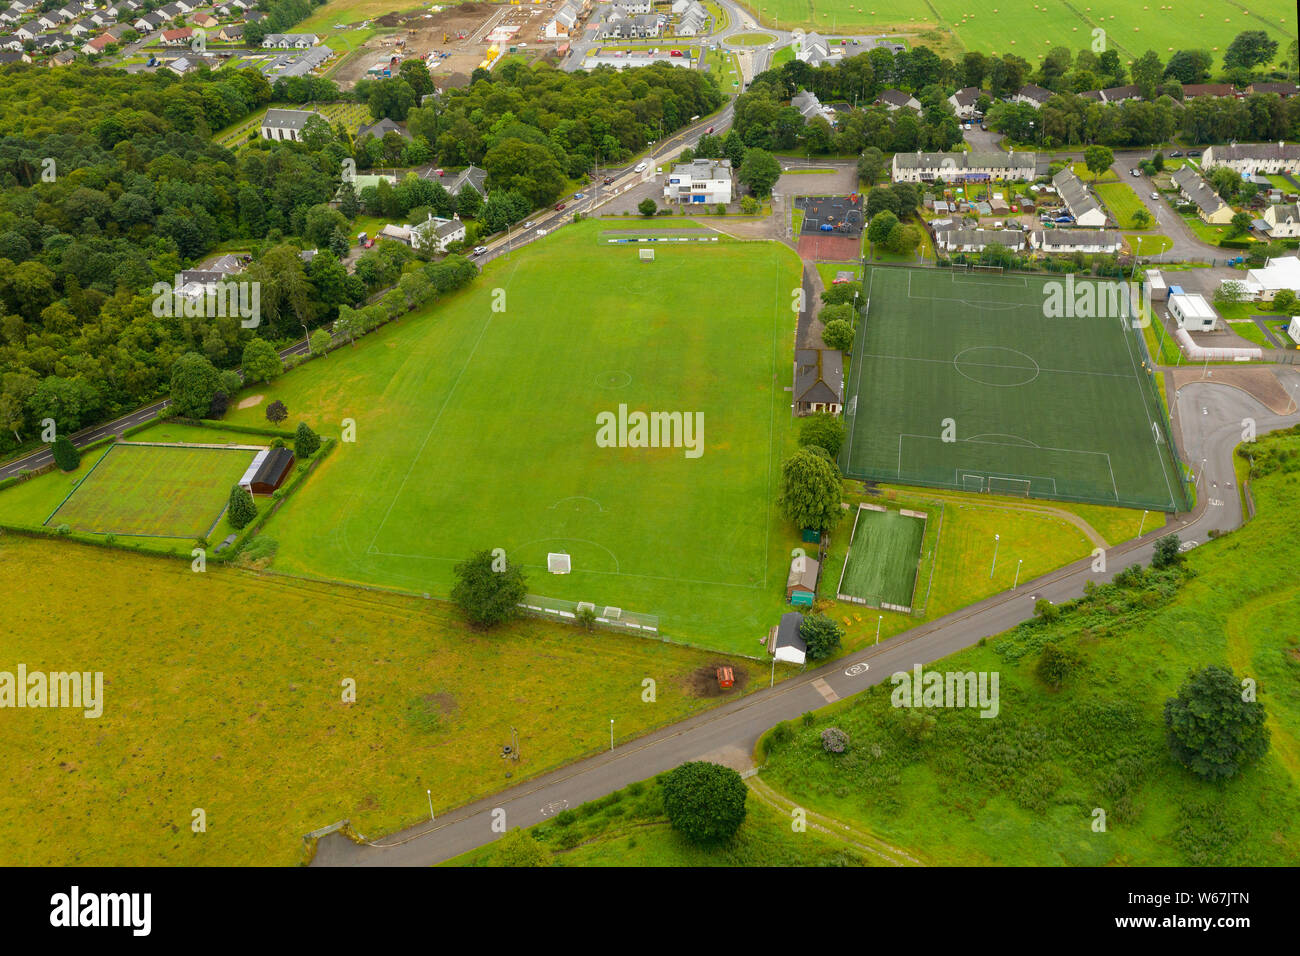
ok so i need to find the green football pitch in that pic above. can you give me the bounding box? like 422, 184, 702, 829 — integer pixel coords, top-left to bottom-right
842, 267, 1188, 512
223, 221, 803, 654
47, 443, 257, 538
838, 506, 926, 609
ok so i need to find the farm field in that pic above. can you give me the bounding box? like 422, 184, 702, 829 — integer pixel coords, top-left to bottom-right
842, 266, 1189, 511
48, 443, 255, 539
758, 424, 1300, 866
0, 533, 763, 866
224, 220, 804, 655
1094, 182, 1150, 230
748, 0, 1296, 61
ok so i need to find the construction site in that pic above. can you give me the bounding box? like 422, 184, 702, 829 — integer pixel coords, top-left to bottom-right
330, 1, 581, 89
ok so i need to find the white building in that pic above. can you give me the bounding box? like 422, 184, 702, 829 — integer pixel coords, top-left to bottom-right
892, 150, 1044, 183
1169, 292, 1218, 331
1234, 255, 1300, 301
1030, 229, 1123, 254
796, 31, 842, 68
792, 89, 836, 126
664, 158, 732, 205
1201, 142, 1300, 176
947, 86, 984, 119
1288, 315, 1300, 344
1051, 167, 1109, 228
1262, 203, 1300, 238
410, 213, 466, 253
260, 108, 323, 142
935, 228, 1026, 253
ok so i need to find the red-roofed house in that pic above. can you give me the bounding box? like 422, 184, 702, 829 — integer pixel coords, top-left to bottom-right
161, 26, 192, 45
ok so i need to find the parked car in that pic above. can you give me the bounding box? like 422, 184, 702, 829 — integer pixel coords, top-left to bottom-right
574, 192, 586, 200
1170, 150, 1183, 157
669, 49, 682, 57
706, 126, 714, 134
555, 201, 567, 210
433, 168, 445, 177
634, 162, 647, 173
1131, 168, 1142, 176
473, 245, 488, 255
1187, 149, 1201, 157
979, 124, 987, 131
363, 237, 374, 248
602, 176, 614, 185
522, 220, 535, 229
1151, 192, 1160, 200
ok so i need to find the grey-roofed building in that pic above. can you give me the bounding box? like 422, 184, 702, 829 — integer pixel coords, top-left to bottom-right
1248, 81, 1299, 97
1263, 202, 1300, 238
1030, 228, 1122, 254
786, 554, 820, 601
446, 164, 488, 198
1051, 167, 1108, 227
357, 116, 410, 141
768, 611, 806, 665
239, 447, 295, 495
1100, 84, 1142, 103
793, 348, 843, 416
1171, 164, 1233, 224
1201, 142, 1300, 175
936, 228, 1026, 253
664, 156, 732, 204
411, 213, 466, 253
892, 150, 1045, 183
791, 88, 834, 125
260, 107, 324, 142
875, 88, 920, 112
797, 30, 841, 68
948, 86, 986, 118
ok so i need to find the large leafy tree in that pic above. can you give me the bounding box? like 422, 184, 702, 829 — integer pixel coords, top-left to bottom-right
170, 352, 222, 419
799, 614, 844, 661
737, 147, 781, 197
1164, 665, 1269, 781
798, 412, 846, 458
661, 762, 747, 846
778, 446, 842, 532
241, 338, 283, 385
450, 549, 528, 628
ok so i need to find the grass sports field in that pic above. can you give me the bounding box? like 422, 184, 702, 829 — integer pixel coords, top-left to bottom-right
838, 506, 926, 608
226, 221, 802, 654
45, 443, 255, 538
842, 267, 1188, 511
751, 0, 1296, 61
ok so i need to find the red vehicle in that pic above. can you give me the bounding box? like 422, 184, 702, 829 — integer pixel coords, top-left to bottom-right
669, 50, 682, 57
602, 176, 614, 185
433, 168, 445, 177
706, 126, 714, 134
363, 238, 374, 249
554, 201, 567, 211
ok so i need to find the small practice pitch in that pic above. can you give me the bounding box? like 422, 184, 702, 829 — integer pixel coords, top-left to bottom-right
47, 443, 257, 538
837, 505, 926, 611
841, 266, 1189, 511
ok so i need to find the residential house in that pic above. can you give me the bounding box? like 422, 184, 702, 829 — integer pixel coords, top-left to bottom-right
0, 49, 30, 63
891, 150, 1046, 183
13, 24, 39, 40
157, 3, 182, 20
675, 0, 706, 35
261, 33, 318, 48
791, 89, 836, 126
160, 26, 192, 45
1051, 167, 1109, 227
1235, 255, 1300, 301
543, 0, 579, 38
191, 12, 218, 28
134, 11, 164, 31
82, 31, 114, 52
948, 86, 985, 119
796, 31, 841, 68
1014, 83, 1053, 108
1262, 202, 1300, 238
356, 116, 411, 141
935, 228, 1026, 253
614, 0, 652, 12
1100, 84, 1142, 103
50, 47, 77, 65
410, 212, 466, 253
445, 164, 488, 198
1180, 83, 1235, 100
68, 18, 97, 35
217, 22, 241, 41
259, 107, 323, 142
1171, 164, 1233, 224
1030, 228, 1123, 254
663, 157, 733, 205
377, 223, 413, 245
1201, 142, 1300, 176
768, 612, 806, 665
875, 88, 920, 112
793, 348, 844, 416
0, 37, 24, 51
1248, 81, 1299, 97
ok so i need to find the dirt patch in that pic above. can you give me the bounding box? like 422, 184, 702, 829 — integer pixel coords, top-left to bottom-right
797, 233, 861, 260
684, 663, 750, 698
424, 691, 458, 717
237, 394, 264, 409
1170, 366, 1297, 415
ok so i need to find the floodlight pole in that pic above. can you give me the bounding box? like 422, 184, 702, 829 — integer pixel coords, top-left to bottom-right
990, 533, 1000, 578
426, 789, 434, 822
609, 718, 614, 751
1013, 559, 1022, 589
1138, 510, 1148, 537
875, 615, 882, 644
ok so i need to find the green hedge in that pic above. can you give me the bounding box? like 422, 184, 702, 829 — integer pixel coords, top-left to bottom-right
169, 418, 295, 439
1217, 238, 1254, 249
120, 416, 162, 439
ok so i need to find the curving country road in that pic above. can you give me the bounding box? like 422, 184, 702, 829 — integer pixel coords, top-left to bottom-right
312, 365, 1300, 867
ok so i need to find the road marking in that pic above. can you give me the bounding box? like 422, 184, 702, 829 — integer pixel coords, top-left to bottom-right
843, 662, 869, 678
811, 678, 839, 703
538, 800, 569, 817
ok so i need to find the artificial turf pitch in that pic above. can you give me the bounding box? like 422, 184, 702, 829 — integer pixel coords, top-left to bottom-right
839, 507, 925, 609
47, 443, 256, 538
842, 267, 1188, 512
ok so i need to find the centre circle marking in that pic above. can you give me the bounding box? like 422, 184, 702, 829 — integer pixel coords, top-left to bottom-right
952, 346, 1041, 387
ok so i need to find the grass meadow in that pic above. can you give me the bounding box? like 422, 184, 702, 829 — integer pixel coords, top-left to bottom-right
223, 220, 804, 655
0, 533, 762, 866
758, 424, 1300, 866
1094, 182, 1150, 230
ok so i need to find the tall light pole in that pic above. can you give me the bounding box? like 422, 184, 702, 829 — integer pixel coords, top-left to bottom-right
990, 533, 1000, 578
770, 656, 775, 687
426, 789, 434, 822
609, 718, 614, 751
1137, 509, 1149, 537
1013, 558, 1022, 589
874, 615, 882, 644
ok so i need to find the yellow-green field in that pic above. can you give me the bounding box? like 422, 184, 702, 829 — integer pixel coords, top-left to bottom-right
0, 533, 762, 866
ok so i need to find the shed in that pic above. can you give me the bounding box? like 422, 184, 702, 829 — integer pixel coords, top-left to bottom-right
786, 554, 820, 601
768, 612, 806, 665
240, 447, 295, 495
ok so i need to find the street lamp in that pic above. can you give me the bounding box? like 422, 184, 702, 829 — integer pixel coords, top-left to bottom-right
875, 614, 882, 644
609, 718, 614, 751
990, 533, 1000, 577
1013, 558, 1022, 589
426, 789, 434, 822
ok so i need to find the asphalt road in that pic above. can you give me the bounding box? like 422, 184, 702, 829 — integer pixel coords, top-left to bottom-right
313, 367, 1300, 867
